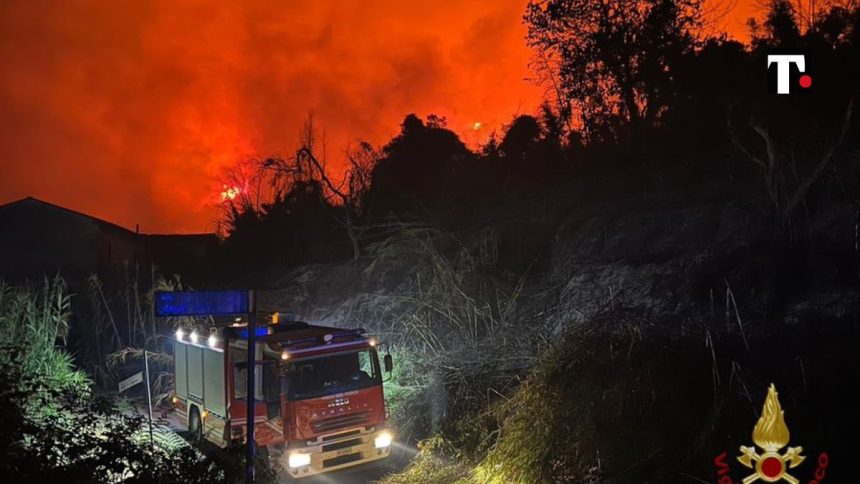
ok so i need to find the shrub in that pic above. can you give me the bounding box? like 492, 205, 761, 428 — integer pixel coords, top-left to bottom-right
0, 278, 232, 483
0, 277, 90, 398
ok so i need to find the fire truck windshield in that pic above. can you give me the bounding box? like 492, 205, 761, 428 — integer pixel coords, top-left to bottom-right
285, 348, 381, 400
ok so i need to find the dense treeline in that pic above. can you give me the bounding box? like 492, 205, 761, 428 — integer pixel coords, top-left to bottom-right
221, 0, 859, 271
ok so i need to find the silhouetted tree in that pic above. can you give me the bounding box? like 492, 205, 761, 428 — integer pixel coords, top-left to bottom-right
222, 115, 378, 265
525, 0, 702, 139
729, 1, 858, 228
368, 114, 475, 221
292, 141, 377, 260
500, 115, 542, 160
496, 114, 569, 189
749, 0, 803, 49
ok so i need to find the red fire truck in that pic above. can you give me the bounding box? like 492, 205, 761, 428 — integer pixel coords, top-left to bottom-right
171, 316, 394, 479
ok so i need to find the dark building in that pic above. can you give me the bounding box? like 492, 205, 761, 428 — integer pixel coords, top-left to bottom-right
0, 197, 218, 285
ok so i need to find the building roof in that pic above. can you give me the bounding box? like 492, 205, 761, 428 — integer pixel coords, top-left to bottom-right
0, 196, 135, 234
0, 197, 216, 238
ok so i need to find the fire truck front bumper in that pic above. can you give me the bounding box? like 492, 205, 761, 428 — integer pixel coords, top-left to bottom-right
283, 427, 392, 479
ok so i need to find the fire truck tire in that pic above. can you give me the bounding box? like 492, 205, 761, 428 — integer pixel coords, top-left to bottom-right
188, 406, 203, 443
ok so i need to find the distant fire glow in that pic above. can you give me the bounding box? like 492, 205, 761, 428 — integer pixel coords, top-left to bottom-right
0, 1, 761, 232
220, 185, 241, 202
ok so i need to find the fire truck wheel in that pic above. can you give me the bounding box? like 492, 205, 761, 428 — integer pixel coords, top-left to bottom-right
188, 406, 203, 443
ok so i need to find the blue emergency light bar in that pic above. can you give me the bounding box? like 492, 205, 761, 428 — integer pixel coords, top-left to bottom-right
238, 327, 270, 338
154, 290, 250, 317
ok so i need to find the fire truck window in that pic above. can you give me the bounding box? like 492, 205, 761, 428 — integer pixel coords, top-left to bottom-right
286, 349, 381, 400
234, 365, 248, 399
358, 351, 374, 381
232, 344, 265, 401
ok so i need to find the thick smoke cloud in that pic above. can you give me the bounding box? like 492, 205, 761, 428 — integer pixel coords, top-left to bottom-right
0, 0, 754, 232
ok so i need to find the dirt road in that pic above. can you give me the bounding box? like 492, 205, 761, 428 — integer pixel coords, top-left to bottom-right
135, 402, 407, 483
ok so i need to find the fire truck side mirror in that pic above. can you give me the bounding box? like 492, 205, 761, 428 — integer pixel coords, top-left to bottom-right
383, 354, 393, 373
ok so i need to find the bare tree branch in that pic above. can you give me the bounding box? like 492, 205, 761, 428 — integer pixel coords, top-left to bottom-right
749, 119, 777, 174
785, 95, 855, 215
727, 109, 767, 169
296, 147, 349, 200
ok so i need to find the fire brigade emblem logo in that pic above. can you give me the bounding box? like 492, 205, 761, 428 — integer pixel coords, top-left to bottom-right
737, 384, 805, 483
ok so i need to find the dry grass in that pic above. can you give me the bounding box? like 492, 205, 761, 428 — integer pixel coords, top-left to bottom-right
382, 304, 726, 484
350, 228, 549, 443
384, 292, 860, 483
86, 273, 211, 405
381, 436, 473, 484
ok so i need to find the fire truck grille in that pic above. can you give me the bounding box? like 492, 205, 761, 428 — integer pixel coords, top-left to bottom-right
322, 429, 360, 442
322, 437, 362, 453
323, 452, 363, 468
311, 411, 370, 433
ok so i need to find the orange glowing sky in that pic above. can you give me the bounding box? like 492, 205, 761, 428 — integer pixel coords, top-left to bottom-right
0, 1, 762, 233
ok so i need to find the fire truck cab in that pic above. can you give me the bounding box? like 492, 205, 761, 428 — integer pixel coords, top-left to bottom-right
172, 317, 393, 479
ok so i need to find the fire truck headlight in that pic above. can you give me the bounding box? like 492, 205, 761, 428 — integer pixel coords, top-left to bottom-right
374, 430, 393, 449
288, 452, 311, 468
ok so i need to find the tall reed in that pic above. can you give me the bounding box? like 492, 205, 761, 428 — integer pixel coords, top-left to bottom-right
0, 276, 89, 394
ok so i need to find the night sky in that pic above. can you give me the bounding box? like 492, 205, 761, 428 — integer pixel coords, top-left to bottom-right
0, 1, 761, 233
